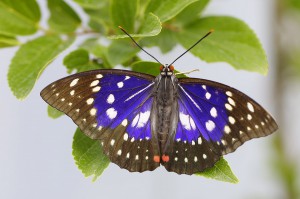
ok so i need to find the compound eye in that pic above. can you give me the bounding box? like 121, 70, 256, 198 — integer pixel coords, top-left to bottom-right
169, 65, 174, 71
160, 65, 164, 71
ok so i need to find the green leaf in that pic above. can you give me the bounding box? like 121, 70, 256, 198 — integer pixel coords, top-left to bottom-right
79, 38, 112, 69
110, 0, 138, 32
177, 16, 268, 75
285, 0, 300, 10
47, 0, 81, 33
146, 0, 199, 22
132, 61, 160, 76
8, 35, 74, 100
141, 0, 210, 54
48, 105, 64, 119
106, 39, 140, 66
79, 38, 103, 56
174, 0, 210, 26
0, 34, 19, 48
63, 48, 102, 73
141, 28, 177, 54
109, 13, 162, 39
73, 0, 106, 9
72, 128, 110, 181
196, 157, 239, 183
0, 0, 40, 36
85, 6, 111, 34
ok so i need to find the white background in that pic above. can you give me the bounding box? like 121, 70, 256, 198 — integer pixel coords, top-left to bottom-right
0, 0, 285, 198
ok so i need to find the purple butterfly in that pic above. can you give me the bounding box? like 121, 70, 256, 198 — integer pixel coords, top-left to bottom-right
40, 29, 277, 175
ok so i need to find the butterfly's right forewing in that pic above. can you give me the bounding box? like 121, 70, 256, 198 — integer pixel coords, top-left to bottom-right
41, 69, 160, 172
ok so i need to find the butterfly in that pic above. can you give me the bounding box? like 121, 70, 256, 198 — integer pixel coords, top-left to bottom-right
40, 28, 278, 175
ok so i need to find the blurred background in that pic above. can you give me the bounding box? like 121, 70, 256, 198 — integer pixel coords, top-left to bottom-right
0, 0, 299, 198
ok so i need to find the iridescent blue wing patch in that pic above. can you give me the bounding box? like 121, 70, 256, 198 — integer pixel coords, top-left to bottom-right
162, 77, 278, 174
40, 69, 160, 172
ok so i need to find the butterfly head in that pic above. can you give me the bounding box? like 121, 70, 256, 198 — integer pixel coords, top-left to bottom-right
160, 64, 174, 77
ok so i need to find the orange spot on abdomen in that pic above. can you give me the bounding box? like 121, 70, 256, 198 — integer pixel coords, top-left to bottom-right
162, 155, 170, 162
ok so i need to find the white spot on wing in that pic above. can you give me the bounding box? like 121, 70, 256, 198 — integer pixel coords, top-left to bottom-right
90, 80, 99, 87
179, 113, 196, 130
92, 86, 101, 92
224, 125, 231, 134
123, 133, 128, 141
198, 137, 202, 145
247, 102, 254, 112
106, 108, 117, 119
110, 139, 115, 146
70, 90, 75, 95
96, 74, 103, 78
121, 119, 128, 126
86, 98, 94, 105
205, 120, 215, 132
247, 114, 252, 120
221, 139, 226, 145
131, 111, 150, 128
228, 97, 235, 106
226, 91, 232, 97
90, 108, 97, 116
107, 94, 115, 104
125, 76, 130, 80
229, 116, 235, 124
117, 82, 124, 88
70, 78, 79, 87
225, 103, 233, 111
184, 157, 188, 163
194, 156, 198, 162
205, 92, 211, 100
210, 107, 217, 118
117, 150, 122, 155
203, 154, 207, 159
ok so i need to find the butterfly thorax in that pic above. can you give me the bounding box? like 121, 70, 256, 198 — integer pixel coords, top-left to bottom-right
151, 74, 179, 153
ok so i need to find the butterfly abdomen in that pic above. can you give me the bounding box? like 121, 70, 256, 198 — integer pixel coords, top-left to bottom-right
151, 76, 179, 154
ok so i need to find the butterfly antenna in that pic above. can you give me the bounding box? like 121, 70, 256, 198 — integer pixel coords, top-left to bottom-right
169, 29, 214, 66
118, 26, 163, 65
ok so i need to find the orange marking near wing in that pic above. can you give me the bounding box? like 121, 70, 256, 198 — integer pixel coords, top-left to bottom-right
153, 155, 160, 163
162, 155, 170, 162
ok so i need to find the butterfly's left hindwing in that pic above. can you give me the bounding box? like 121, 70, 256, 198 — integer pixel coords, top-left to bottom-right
162, 77, 278, 175
41, 69, 160, 172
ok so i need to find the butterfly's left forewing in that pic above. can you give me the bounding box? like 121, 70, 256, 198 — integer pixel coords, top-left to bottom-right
41, 69, 160, 172
162, 77, 278, 175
